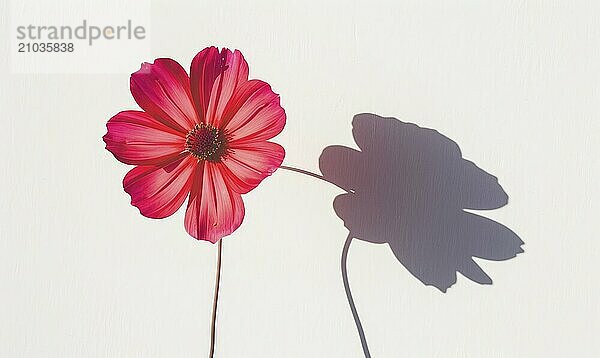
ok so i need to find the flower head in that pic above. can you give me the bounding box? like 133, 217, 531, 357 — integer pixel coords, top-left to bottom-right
103, 47, 286, 242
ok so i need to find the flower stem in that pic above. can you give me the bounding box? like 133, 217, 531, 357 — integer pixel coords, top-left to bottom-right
279, 165, 348, 192
209, 240, 222, 358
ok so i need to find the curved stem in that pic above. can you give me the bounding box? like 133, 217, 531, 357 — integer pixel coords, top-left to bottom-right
279, 165, 349, 192
342, 235, 371, 358
209, 240, 223, 358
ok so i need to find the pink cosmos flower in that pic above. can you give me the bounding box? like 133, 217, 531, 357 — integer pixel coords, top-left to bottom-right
103, 47, 286, 243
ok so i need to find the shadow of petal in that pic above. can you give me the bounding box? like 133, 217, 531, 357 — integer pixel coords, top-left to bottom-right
458, 160, 509, 210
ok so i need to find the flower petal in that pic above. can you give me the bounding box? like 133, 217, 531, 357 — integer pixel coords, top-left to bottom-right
190, 47, 221, 124
123, 155, 195, 219
191, 48, 249, 126
221, 80, 286, 143
184, 162, 245, 242
103, 110, 186, 165
130, 58, 197, 133
219, 141, 285, 194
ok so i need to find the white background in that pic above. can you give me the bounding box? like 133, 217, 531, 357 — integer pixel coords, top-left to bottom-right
1, 0, 599, 357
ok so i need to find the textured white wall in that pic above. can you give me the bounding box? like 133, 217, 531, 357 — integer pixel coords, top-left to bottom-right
1, 0, 599, 357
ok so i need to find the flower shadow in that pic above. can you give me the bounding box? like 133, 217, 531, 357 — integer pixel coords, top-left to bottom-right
320, 113, 524, 292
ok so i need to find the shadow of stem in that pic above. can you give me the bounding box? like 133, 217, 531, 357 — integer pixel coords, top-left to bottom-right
342, 235, 372, 358
279, 166, 370, 357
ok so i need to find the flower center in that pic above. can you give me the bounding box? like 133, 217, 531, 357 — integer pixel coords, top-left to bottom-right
185, 123, 228, 162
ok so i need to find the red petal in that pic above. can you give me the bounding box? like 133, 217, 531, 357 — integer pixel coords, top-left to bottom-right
184, 162, 245, 242
190, 47, 221, 124
130, 58, 197, 133
222, 80, 286, 143
190, 48, 249, 127
220, 141, 285, 194
123, 155, 195, 219
103, 110, 185, 165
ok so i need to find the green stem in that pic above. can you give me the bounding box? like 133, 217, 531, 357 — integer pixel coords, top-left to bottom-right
209, 240, 222, 358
